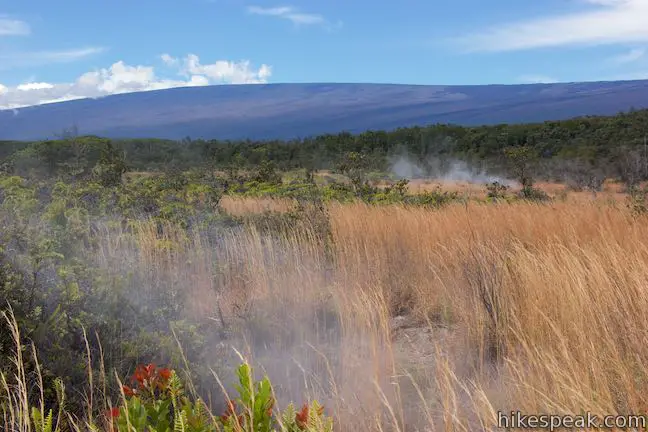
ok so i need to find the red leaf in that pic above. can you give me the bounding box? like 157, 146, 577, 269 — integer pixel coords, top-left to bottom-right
158, 368, 172, 381
296, 404, 309, 428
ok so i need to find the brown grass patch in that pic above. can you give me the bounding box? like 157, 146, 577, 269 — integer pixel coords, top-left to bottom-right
5, 197, 648, 431
220, 196, 296, 216
208, 199, 648, 429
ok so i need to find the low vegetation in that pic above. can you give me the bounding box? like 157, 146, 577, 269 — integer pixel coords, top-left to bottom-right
3, 107, 648, 185
3, 112, 648, 430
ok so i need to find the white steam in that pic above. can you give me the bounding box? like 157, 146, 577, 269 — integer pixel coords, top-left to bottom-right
389, 153, 517, 187
391, 156, 424, 179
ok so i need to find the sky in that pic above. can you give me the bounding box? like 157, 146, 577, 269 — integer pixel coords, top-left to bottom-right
0, 0, 648, 109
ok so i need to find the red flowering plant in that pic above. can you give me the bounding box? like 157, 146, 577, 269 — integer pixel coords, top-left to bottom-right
122, 363, 174, 401
106, 363, 178, 432
279, 401, 332, 432
106, 362, 334, 432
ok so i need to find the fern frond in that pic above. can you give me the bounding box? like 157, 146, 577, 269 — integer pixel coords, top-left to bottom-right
174, 409, 188, 432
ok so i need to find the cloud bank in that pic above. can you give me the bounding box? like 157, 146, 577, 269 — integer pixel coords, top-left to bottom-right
0, 54, 272, 110
456, 0, 648, 52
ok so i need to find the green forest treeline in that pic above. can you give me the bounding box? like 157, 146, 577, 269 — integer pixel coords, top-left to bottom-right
2, 108, 648, 182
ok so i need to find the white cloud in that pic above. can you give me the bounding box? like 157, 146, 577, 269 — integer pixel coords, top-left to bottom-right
248, 6, 293, 16
582, 0, 629, 5
16, 82, 54, 91
258, 64, 272, 80
610, 47, 646, 63
0, 54, 272, 109
160, 53, 178, 66
247, 5, 330, 26
0, 16, 30, 36
44, 47, 106, 61
0, 16, 102, 72
174, 53, 273, 83
455, 0, 648, 52
0, 47, 106, 70
517, 74, 559, 84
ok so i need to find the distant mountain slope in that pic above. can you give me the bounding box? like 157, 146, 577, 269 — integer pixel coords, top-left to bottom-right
1, 81, 648, 141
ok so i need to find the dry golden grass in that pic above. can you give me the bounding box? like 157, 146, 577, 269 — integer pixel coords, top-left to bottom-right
405, 178, 633, 202
198, 198, 648, 429
328, 200, 648, 428
5, 194, 648, 431
220, 196, 296, 216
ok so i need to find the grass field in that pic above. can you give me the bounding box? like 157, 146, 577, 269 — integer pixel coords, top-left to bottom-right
4, 175, 648, 430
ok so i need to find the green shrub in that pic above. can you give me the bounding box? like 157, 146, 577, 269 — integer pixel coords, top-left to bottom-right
106, 362, 333, 432
519, 185, 551, 202
627, 185, 648, 216
403, 188, 460, 208
486, 181, 509, 200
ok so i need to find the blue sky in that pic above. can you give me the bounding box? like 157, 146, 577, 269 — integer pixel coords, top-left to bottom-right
0, 0, 647, 108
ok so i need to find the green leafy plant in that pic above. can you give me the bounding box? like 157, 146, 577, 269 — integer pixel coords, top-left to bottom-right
219, 363, 275, 432
503, 146, 536, 189
218, 363, 333, 432
31, 407, 55, 432
93, 141, 129, 188
105, 362, 334, 432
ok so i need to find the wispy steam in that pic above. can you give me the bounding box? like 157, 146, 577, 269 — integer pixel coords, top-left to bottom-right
388, 153, 517, 187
